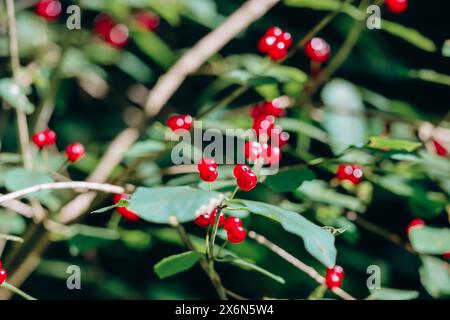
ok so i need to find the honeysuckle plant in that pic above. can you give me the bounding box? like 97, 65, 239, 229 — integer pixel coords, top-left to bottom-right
0, 0, 448, 301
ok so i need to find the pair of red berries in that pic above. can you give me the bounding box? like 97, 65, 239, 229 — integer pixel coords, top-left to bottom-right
325, 265, 345, 289
32, 129, 56, 148
36, 0, 62, 21
258, 27, 293, 61
167, 114, 193, 132
244, 141, 282, 166
195, 210, 246, 244
0, 261, 7, 286
113, 194, 140, 222
94, 14, 129, 48
385, 0, 408, 14
336, 164, 364, 185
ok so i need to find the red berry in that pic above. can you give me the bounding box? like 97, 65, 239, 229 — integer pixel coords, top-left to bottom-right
305, 37, 331, 63
432, 140, 448, 157
268, 42, 287, 60
0, 268, 6, 285
244, 141, 263, 161
36, 0, 62, 21
336, 164, 363, 185
43, 129, 57, 145
443, 252, 450, 260
94, 14, 115, 39
108, 24, 129, 48
407, 218, 425, 235
167, 114, 193, 131
113, 194, 139, 222
265, 26, 283, 37
208, 208, 225, 227
194, 213, 211, 228
32, 132, 47, 148
385, 0, 408, 14
227, 226, 246, 244
263, 98, 287, 117
233, 164, 251, 178
258, 35, 277, 53
223, 216, 243, 232
65, 142, 85, 163
197, 158, 218, 182
236, 170, 258, 191
252, 115, 275, 135
262, 143, 281, 165
135, 11, 160, 31
325, 266, 344, 289
271, 128, 290, 147
278, 31, 293, 48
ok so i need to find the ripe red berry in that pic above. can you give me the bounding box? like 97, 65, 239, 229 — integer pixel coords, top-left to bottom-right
233, 164, 251, 178
32, 132, 47, 148
167, 114, 193, 131
407, 218, 425, 235
336, 164, 363, 185
43, 129, 57, 145
36, 0, 62, 21
266, 26, 283, 37
94, 14, 115, 39
432, 140, 448, 157
443, 252, 450, 260
258, 35, 277, 53
227, 226, 246, 244
194, 213, 211, 227
113, 194, 140, 222
305, 37, 331, 63
108, 24, 129, 48
267, 41, 287, 60
94, 14, 129, 48
223, 216, 243, 232
325, 265, 344, 289
385, 0, 408, 14
0, 268, 7, 285
65, 142, 85, 163
271, 127, 290, 147
258, 27, 292, 61
197, 158, 218, 182
262, 143, 281, 165
208, 208, 225, 227
135, 11, 160, 31
252, 115, 275, 135
236, 170, 258, 191
244, 141, 263, 161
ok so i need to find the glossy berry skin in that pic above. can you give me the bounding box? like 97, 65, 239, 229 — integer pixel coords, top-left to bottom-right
208, 208, 225, 227
194, 213, 211, 227
251, 98, 287, 119
0, 268, 7, 285
252, 115, 276, 135
197, 158, 218, 182
271, 127, 290, 147
336, 164, 363, 185
65, 142, 85, 163
233, 164, 251, 178
432, 140, 448, 157
236, 170, 258, 191
244, 141, 263, 161
262, 143, 281, 165
113, 194, 140, 222
325, 266, 344, 289
43, 129, 57, 145
223, 216, 243, 232
385, 0, 408, 14
258, 26, 292, 61
167, 114, 193, 131
135, 11, 160, 31
32, 132, 47, 148
305, 38, 331, 63
407, 218, 425, 235
227, 226, 246, 244
36, 0, 62, 21
94, 14, 129, 48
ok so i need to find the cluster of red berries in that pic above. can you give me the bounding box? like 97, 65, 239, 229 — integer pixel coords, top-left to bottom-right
0, 261, 7, 286
325, 265, 344, 289
32, 129, 85, 163
336, 164, 364, 185
385, 0, 408, 14
94, 10, 159, 48
246, 97, 290, 166
167, 114, 194, 132
304, 37, 331, 63
35, 0, 62, 21
258, 27, 293, 60
113, 194, 140, 222
195, 209, 246, 244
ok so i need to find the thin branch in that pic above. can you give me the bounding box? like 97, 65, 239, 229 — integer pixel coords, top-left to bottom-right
248, 231, 356, 300
0, 234, 24, 242
0, 196, 34, 218
0, 181, 125, 205
1, 281, 37, 300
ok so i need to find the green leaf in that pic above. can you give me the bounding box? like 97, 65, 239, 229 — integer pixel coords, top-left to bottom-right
129, 186, 224, 224
419, 256, 450, 298
409, 69, 450, 87
0, 209, 26, 234
442, 40, 450, 57
124, 140, 166, 159
367, 288, 419, 300
154, 251, 203, 279
131, 30, 176, 69
4, 168, 54, 197
116, 51, 154, 83
0, 78, 34, 114
236, 199, 337, 267
120, 230, 152, 251
295, 180, 366, 212
382, 20, 436, 52
265, 167, 315, 192
368, 136, 422, 152
409, 226, 450, 255
68, 225, 120, 253
219, 255, 285, 284
91, 199, 128, 214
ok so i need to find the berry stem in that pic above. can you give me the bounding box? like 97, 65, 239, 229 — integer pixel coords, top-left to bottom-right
216, 240, 228, 258
107, 213, 122, 230
1, 281, 37, 300
229, 186, 239, 200
57, 159, 69, 173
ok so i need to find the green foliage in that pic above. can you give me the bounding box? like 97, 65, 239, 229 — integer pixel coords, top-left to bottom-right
154, 251, 203, 279
409, 227, 450, 255
265, 167, 315, 192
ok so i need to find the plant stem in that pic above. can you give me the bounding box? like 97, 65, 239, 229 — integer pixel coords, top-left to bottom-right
1, 282, 37, 300
229, 186, 239, 200
0, 234, 23, 242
